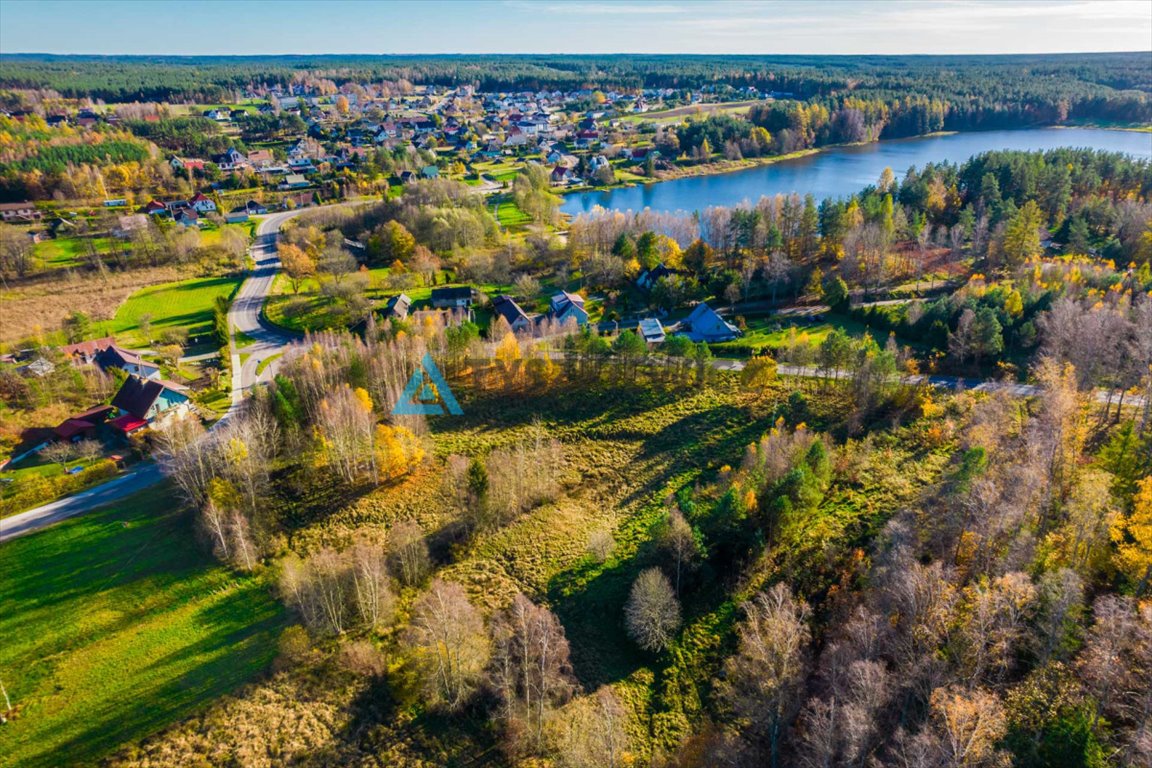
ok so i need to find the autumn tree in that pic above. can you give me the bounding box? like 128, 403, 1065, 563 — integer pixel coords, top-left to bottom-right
1112, 475, 1152, 593
371, 220, 416, 264
741, 355, 778, 392
317, 385, 375, 483
373, 423, 424, 482
279, 242, 316, 294
906, 686, 1010, 768
624, 567, 681, 652
403, 579, 490, 712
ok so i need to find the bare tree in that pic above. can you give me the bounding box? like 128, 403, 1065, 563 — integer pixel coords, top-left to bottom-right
73, 439, 102, 464
548, 686, 630, 768
719, 583, 812, 768
404, 579, 490, 712
280, 548, 351, 634
41, 441, 76, 470
387, 520, 431, 587
1080, 594, 1152, 757
349, 539, 395, 631
156, 418, 219, 509
624, 567, 681, 652
661, 507, 701, 597
489, 593, 577, 754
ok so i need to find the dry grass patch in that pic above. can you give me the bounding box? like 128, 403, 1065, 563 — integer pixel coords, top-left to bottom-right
0, 266, 182, 345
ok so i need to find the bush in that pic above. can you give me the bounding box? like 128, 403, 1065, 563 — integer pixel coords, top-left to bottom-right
0, 458, 119, 517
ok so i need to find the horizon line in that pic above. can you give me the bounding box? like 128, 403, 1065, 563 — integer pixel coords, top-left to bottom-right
3, 50, 1151, 58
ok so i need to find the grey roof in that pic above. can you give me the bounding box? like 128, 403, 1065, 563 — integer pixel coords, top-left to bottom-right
492, 294, 530, 326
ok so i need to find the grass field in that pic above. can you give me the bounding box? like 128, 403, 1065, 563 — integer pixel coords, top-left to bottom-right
104, 275, 241, 350
0, 485, 286, 768
492, 197, 532, 228
33, 236, 116, 270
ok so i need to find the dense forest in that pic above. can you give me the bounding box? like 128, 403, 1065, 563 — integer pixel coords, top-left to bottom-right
1, 52, 1150, 125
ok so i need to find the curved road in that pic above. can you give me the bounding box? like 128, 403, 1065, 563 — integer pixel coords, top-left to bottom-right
0, 208, 314, 543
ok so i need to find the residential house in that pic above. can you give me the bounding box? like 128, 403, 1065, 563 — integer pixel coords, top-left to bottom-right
420, 165, 440, 179
95, 344, 162, 380
637, 318, 666, 345
246, 149, 275, 168
173, 208, 200, 227
677, 303, 740, 343
188, 192, 217, 213
212, 148, 248, 171
637, 263, 675, 291
59, 336, 118, 366
382, 293, 412, 320
281, 192, 315, 209
280, 173, 310, 190
244, 200, 269, 215
109, 375, 192, 433
430, 286, 475, 310
170, 157, 206, 173
60, 337, 161, 379
550, 165, 574, 185
548, 291, 589, 325
0, 201, 42, 222
54, 405, 115, 443
142, 200, 168, 216
491, 294, 533, 332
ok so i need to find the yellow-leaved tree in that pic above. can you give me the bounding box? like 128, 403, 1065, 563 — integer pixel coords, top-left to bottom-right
495, 332, 522, 388
374, 424, 425, 481
1112, 475, 1152, 593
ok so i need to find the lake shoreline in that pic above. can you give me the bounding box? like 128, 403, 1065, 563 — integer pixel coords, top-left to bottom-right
561, 126, 1152, 216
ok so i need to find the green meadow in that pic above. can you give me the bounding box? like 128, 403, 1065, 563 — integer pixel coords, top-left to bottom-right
0, 486, 286, 768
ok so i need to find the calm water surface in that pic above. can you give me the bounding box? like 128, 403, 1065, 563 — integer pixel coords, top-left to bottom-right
560, 128, 1152, 216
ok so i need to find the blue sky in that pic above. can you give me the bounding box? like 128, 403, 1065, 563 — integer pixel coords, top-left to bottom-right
1, 0, 1149, 55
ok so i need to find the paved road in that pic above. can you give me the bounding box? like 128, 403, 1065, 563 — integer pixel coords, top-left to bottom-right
2, 210, 1143, 541
0, 209, 313, 544
226, 210, 307, 416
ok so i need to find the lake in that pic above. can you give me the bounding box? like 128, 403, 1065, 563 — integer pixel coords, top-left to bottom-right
560, 128, 1152, 217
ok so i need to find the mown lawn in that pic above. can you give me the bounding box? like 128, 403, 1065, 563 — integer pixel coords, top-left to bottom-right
0, 485, 286, 768
34, 236, 116, 270
492, 197, 532, 228
104, 275, 241, 349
